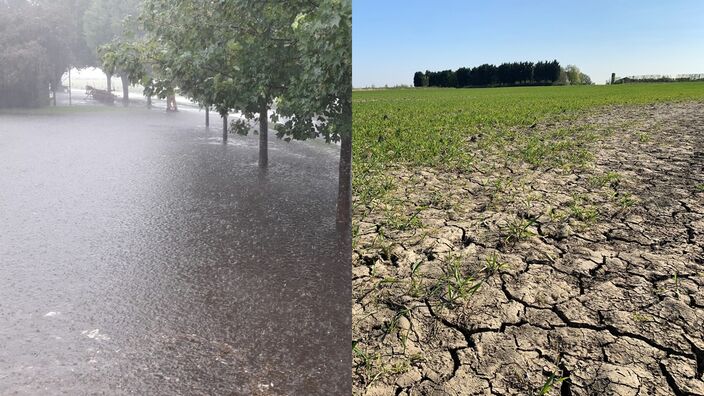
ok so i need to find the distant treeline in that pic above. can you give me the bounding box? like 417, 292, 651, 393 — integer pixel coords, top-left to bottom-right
414, 61, 591, 88
613, 74, 704, 84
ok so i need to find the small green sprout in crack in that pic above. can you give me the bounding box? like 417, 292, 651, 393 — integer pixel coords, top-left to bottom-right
427, 190, 454, 210
352, 340, 412, 388
503, 217, 537, 243
534, 372, 568, 396
381, 308, 410, 342
673, 271, 680, 298
408, 260, 425, 298
383, 206, 422, 231
695, 183, 704, 193
520, 192, 541, 213
371, 229, 394, 262
568, 196, 598, 223
637, 131, 651, 142
547, 207, 567, 223
618, 192, 638, 209
352, 341, 383, 386
352, 223, 360, 248
632, 312, 653, 323
431, 257, 483, 307
378, 277, 400, 287
483, 252, 509, 277
589, 171, 621, 189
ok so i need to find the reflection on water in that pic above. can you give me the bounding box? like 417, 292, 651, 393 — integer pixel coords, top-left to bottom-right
0, 108, 349, 395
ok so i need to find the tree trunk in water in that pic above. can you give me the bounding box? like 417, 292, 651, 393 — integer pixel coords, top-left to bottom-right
68, 67, 71, 106
222, 113, 228, 142
121, 74, 129, 106
336, 128, 352, 227
106, 73, 112, 92
259, 103, 268, 167
146, 95, 151, 109
205, 107, 209, 127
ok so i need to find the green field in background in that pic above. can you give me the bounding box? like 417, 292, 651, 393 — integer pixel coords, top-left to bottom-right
352, 82, 704, 207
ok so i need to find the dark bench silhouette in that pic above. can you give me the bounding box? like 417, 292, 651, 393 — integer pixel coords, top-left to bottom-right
85, 85, 115, 104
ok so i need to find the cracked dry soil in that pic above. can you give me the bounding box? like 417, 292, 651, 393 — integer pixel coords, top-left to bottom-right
353, 102, 704, 395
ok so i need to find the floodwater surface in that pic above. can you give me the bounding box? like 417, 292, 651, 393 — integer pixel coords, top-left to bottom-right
0, 105, 350, 395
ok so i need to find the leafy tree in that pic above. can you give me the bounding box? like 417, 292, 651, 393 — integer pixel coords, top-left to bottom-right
456, 67, 470, 87
83, 0, 142, 95
413, 71, 424, 87
0, 0, 88, 107
142, 0, 319, 167
580, 73, 593, 85
275, 0, 351, 224
565, 65, 582, 85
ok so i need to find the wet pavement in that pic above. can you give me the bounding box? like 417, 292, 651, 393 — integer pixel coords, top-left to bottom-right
0, 104, 350, 395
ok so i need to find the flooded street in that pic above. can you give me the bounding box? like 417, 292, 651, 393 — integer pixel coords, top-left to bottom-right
0, 107, 349, 395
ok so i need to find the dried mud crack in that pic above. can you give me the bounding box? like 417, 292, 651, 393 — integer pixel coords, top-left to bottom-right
353, 102, 704, 395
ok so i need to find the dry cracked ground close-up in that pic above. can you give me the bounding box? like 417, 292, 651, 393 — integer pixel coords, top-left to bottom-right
352, 102, 704, 395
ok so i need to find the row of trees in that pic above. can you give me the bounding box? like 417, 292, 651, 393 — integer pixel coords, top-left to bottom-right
0, 0, 351, 222
414, 61, 592, 88
101, 0, 351, 170
613, 74, 704, 84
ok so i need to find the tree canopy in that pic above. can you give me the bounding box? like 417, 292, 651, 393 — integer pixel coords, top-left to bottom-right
412, 60, 593, 89
0, 0, 90, 107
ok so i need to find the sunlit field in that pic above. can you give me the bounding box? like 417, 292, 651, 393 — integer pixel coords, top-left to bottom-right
352, 82, 704, 394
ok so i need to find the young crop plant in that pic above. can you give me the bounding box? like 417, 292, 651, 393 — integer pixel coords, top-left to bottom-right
483, 252, 509, 277
637, 131, 651, 142
431, 257, 482, 307
503, 217, 537, 243
568, 196, 599, 223
408, 260, 426, 298
534, 372, 568, 396
589, 171, 621, 188
618, 192, 638, 209
382, 206, 422, 231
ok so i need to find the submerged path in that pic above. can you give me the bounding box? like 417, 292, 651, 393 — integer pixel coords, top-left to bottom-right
0, 105, 349, 395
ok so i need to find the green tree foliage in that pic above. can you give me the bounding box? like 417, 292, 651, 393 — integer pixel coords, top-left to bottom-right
565, 65, 581, 85
413, 71, 424, 87
275, 0, 351, 223
0, 0, 88, 107
423, 60, 564, 88
140, 0, 344, 167
83, 0, 142, 92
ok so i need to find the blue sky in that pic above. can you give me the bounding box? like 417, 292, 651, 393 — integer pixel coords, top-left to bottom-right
353, 0, 704, 87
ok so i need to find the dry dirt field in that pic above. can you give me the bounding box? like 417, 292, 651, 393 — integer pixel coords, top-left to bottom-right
353, 102, 704, 395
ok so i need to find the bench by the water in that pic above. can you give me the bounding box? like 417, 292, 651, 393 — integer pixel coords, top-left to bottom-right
85, 85, 115, 104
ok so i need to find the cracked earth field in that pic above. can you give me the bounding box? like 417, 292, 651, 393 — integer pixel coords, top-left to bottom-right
352, 102, 704, 395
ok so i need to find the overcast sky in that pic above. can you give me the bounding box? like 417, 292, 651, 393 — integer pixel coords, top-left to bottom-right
353, 0, 704, 87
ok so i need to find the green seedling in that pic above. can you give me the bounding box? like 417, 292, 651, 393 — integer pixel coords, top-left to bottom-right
589, 171, 621, 188
673, 272, 680, 297
483, 252, 508, 277
432, 258, 483, 306
618, 192, 637, 209
632, 312, 652, 323
504, 217, 537, 243
535, 372, 568, 396
568, 198, 598, 223
637, 132, 651, 142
